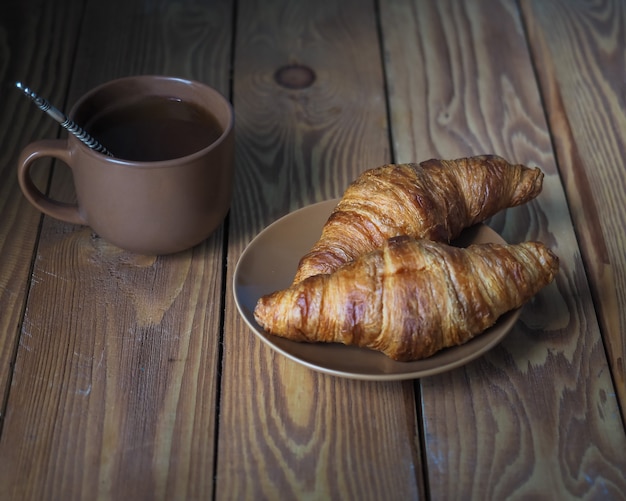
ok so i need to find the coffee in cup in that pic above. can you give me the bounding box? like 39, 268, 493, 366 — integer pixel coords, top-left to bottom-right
17, 75, 234, 255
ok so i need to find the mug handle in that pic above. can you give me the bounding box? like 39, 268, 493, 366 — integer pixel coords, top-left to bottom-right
17, 139, 87, 225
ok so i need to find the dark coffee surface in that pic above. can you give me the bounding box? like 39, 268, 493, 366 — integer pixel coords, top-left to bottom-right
85, 96, 223, 161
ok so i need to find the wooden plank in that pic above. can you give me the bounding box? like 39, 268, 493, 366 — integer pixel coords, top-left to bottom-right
0, 0, 84, 427
217, 0, 424, 498
380, 0, 626, 498
0, 0, 234, 499
521, 0, 626, 422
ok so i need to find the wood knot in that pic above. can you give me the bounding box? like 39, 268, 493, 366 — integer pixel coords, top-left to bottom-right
274, 64, 316, 89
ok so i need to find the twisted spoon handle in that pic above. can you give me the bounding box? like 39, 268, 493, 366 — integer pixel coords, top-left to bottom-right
16, 82, 114, 157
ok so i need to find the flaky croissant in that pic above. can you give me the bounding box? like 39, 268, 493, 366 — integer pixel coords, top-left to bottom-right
292, 155, 544, 284
255, 236, 559, 361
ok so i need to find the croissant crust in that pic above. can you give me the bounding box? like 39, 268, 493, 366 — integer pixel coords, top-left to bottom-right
292, 155, 544, 284
255, 237, 559, 361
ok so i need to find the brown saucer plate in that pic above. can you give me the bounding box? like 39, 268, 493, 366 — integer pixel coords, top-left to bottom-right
233, 199, 521, 380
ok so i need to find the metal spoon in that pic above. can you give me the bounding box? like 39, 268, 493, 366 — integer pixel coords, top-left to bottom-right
15, 82, 114, 157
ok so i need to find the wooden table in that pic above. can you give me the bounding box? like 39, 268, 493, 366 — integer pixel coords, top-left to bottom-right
1, 0, 625, 499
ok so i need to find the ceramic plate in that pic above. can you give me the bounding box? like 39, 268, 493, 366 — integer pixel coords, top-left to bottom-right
233, 199, 521, 380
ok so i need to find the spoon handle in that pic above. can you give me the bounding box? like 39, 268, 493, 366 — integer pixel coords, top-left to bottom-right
16, 82, 114, 157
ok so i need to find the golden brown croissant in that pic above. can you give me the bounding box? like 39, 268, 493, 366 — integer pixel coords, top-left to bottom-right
292, 155, 544, 284
255, 237, 559, 361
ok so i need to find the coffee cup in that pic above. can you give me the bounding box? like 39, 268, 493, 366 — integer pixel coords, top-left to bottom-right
17, 75, 234, 255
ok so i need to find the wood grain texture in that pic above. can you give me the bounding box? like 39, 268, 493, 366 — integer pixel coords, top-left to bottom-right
217, 0, 423, 498
380, 0, 626, 498
0, 0, 84, 428
228, 0, 392, 241
522, 0, 626, 423
0, 0, 234, 499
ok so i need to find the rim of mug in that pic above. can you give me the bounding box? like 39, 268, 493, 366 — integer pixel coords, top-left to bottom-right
69, 75, 234, 167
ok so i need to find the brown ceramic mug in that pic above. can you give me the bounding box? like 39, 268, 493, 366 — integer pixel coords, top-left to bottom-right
17, 75, 234, 254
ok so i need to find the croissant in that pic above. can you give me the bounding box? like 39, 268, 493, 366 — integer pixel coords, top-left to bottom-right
255, 236, 559, 361
292, 155, 544, 284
